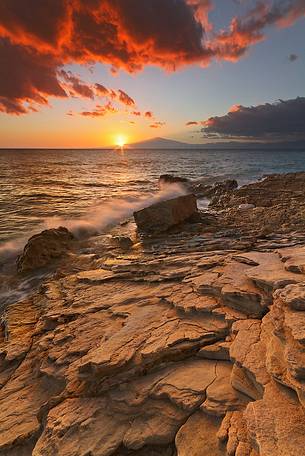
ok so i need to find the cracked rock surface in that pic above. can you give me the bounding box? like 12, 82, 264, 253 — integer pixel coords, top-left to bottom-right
2, 198, 305, 454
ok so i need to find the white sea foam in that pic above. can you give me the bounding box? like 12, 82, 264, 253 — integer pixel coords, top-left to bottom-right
0, 183, 186, 260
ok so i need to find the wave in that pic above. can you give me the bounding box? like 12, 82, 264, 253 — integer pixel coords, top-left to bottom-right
44, 182, 186, 237
0, 182, 186, 261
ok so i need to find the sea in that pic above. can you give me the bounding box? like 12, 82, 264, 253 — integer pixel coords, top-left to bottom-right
1, 147, 305, 255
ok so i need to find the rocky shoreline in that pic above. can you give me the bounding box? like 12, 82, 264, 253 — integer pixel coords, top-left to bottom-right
1, 172, 305, 455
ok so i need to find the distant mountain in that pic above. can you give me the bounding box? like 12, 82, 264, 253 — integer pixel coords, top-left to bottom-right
128, 137, 305, 150
128, 137, 194, 149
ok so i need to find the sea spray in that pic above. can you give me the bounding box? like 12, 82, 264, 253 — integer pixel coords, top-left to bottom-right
0, 183, 186, 261
43, 183, 187, 237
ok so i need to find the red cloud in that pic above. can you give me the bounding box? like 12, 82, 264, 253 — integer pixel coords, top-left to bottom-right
94, 83, 109, 97
145, 111, 153, 118
59, 70, 94, 99
150, 121, 166, 129
117, 89, 135, 107
0, 38, 66, 114
211, 1, 305, 61
0, 1, 304, 115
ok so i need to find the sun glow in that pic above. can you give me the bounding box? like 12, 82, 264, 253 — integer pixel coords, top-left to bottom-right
115, 135, 127, 148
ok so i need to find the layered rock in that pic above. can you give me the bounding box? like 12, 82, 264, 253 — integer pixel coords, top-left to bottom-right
2, 174, 305, 455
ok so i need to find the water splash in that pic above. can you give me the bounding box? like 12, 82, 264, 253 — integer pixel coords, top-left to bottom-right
44, 183, 186, 237
0, 183, 186, 260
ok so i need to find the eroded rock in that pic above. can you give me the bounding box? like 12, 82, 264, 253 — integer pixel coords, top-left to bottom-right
133, 194, 198, 233
17, 227, 74, 273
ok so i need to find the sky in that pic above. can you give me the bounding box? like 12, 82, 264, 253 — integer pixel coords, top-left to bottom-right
0, 0, 305, 148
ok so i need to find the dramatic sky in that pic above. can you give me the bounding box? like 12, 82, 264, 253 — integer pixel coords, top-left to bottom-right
0, 0, 304, 147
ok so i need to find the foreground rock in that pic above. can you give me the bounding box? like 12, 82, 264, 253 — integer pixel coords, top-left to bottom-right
3, 172, 305, 455
2, 232, 305, 455
17, 227, 74, 273
134, 194, 198, 233
211, 172, 305, 237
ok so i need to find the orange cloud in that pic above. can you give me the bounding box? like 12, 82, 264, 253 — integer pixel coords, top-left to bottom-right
59, 70, 94, 99
211, 1, 305, 61
79, 102, 118, 118
94, 83, 109, 96
0, 1, 304, 114
150, 121, 166, 129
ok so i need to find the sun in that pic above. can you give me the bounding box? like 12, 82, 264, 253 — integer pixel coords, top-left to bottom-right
115, 135, 127, 148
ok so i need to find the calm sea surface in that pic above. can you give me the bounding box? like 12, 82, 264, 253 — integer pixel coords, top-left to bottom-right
1, 148, 305, 249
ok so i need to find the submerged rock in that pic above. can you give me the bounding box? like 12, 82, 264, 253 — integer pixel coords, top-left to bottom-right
159, 174, 189, 187
133, 194, 198, 233
17, 227, 74, 273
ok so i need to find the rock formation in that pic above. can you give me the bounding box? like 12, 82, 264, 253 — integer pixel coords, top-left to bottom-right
16, 227, 74, 273
134, 194, 198, 233
2, 172, 305, 455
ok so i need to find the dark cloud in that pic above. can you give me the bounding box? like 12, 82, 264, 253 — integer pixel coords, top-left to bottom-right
288, 53, 299, 61
186, 121, 199, 126
59, 70, 94, 99
202, 97, 305, 141
0, 1, 305, 114
0, 38, 66, 114
94, 83, 109, 96
0, 0, 69, 49
117, 89, 135, 107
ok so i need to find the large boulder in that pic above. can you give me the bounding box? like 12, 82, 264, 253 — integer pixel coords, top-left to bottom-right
134, 194, 198, 233
17, 227, 74, 273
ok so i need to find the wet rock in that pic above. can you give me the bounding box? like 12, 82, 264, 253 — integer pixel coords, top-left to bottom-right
159, 174, 189, 187
17, 227, 74, 273
134, 194, 198, 233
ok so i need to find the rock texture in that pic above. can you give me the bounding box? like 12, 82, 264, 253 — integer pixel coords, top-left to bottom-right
134, 194, 198, 233
210, 172, 305, 237
16, 227, 74, 273
2, 172, 305, 455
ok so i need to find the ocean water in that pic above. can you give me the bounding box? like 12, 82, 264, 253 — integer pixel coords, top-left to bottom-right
1, 148, 305, 252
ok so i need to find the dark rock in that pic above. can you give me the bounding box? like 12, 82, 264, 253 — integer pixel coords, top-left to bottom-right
112, 236, 133, 250
17, 227, 74, 273
134, 194, 198, 233
193, 179, 238, 199
159, 174, 189, 186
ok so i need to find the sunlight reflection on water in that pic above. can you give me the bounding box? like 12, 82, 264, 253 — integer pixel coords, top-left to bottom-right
1, 148, 305, 245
